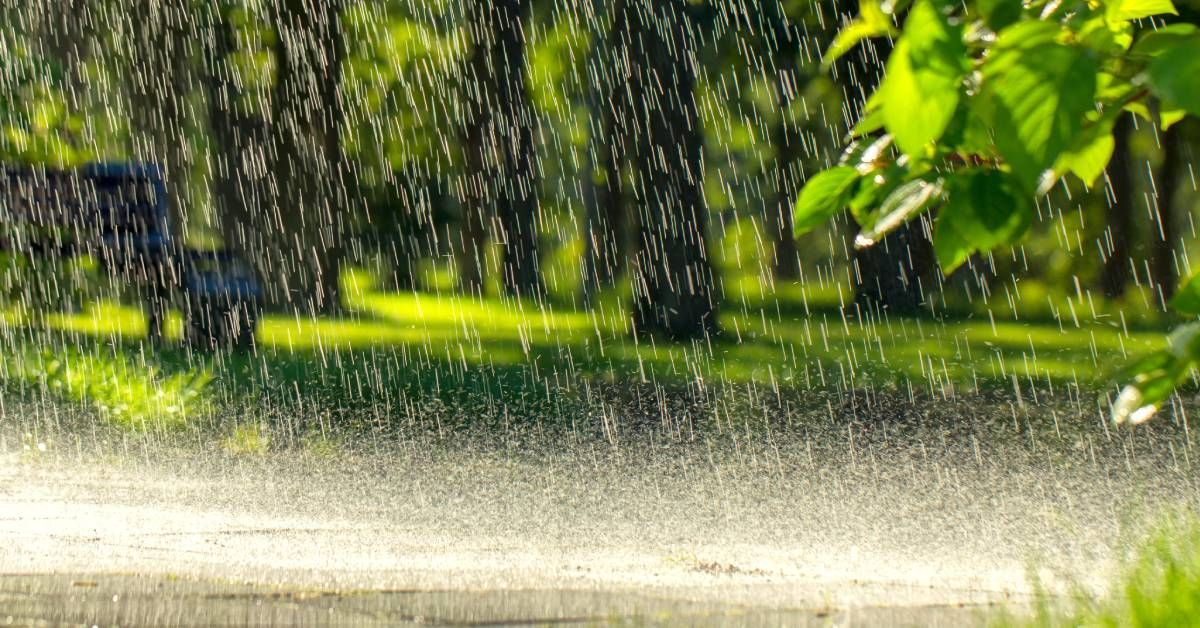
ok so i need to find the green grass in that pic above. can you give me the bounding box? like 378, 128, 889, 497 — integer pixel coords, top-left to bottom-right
0, 341, 211, 430
999, 511, 1200, 627
0, 264, 1178, 431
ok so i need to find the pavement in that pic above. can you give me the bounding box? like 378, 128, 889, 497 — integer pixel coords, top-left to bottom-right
1, 415, 1195, 626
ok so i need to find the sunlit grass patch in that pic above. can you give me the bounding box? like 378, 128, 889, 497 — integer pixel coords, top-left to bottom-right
998, 510, 1200, 627
221, 423, 270, 455
0, 342, 211, 431
1, 275, 1179, 424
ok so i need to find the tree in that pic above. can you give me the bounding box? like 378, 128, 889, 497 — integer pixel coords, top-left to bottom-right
204, 1, 349, 315
621, 0, 719, 340
265, 0, 349, 314
581, 0, 630, 303
1101, 112, 1135, 299
1150, 120, 1186, 299
460, 0, 544, 299
126, 0, 195, 239
203, 0, 271, 302
791, 0, 1200, 422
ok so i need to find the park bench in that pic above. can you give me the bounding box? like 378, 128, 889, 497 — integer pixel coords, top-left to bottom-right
0, 162, 261, 349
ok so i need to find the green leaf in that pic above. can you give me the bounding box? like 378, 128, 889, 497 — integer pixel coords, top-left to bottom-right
878, 0, 968, 157
1162, 108, 1187, 129
793, 167, 861, 237
978, 0, 1022, 31
1055, 120, 1115, 186
933, 170, 1031, 272
854, 178, 943, 248
848, 163, 906, 224
979, 30, 1097, 189
1132, 23, 1197, 57
822, 0, 896, 69
1112, 322, 1200, 425
1170, 273, 1200, 315
1111, 356, 1186, 425
852, 93, 886, 137
1106, 0, 1177, 23
1146, 35, 1200, 117
1078, 13, 1134, 53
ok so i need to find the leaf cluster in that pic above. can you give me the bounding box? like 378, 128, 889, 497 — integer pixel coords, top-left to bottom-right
795, 0, 1198, 275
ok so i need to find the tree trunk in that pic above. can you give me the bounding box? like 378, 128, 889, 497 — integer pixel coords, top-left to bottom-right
31, 0, 94, 111
460, 0, 544, 299
205, 1, 268, 270
831, 35, 935, 314
852, 219, 936, 315
1102, 112, 1135, 299
770, 46, 802, 282
624, 0, 719, 340
126, 0, 193, 239
262, 0, 347, 315
582, 1, 629, 304
1151, 121, 1183, 300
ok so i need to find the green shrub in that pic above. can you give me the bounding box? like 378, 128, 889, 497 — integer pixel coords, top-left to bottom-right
1004, 511, 1200, 627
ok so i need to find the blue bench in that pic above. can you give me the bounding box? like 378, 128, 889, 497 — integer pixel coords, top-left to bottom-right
0, 162, 261, 349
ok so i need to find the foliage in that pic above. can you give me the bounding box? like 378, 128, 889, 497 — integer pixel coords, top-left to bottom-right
0, 341, 212, 431
795, 0, 1199, 423
999, 510, 1200, 627
0, 36, 90, 165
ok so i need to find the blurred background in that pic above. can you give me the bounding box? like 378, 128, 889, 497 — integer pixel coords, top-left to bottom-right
0, 0, 1198, 430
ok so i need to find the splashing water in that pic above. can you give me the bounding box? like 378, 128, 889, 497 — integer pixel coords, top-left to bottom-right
1, 0, 1199, 624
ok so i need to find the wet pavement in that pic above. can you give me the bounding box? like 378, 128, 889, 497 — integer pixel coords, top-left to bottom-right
3, 406, 1195, 626
1, 573, 999, 626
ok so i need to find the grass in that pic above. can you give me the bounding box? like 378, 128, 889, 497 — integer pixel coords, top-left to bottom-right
0, 262, 1179, 432
998, 510, 1200, 627
0, 340, 211, 431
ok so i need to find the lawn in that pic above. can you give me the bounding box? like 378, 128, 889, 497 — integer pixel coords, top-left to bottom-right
0, 267, 1176, 431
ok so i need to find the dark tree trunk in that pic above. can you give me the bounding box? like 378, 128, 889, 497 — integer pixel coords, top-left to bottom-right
205, 1, 268, 267
459, 27, 489, 297
624, 0, 719, 340
852, 219, 936, 315
460, 0, 544, 299
582, 2, 629, 304
32, 0, 95, 110
770, 46, 802, 282
831, 35, 935, 315
261, 0, 347, 315
1102, 113, 1135, 299
126, 0, 193, 239
1151, 122, 1183, 300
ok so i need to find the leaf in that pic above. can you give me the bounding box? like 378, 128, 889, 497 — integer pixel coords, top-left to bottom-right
793, 167, 861, 237
979, 29, 1097, 190
849, 90, 888, 139
1106, 0, 1177, 23
822, 0, 896, 69
854, 178, 943, 248
1112, 324, 1199, 425
848, 163, 906, 224
933, 170, 1031, 272
1055, 120, 1115, 186
1162, 108, 1187, 129
878, 0, 969, 157
978, 0, 1022, 31
1170, 272, 1200, 315
1132, 23, 1197, 57
1146, 35, 1200, 117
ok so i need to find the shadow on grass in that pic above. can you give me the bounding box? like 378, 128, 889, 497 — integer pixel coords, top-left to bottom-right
0, 278, 1172, 432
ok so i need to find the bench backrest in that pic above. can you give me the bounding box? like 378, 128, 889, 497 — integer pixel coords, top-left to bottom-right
0, 163, 172, 252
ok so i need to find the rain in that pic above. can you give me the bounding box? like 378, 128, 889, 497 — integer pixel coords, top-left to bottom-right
1, 0, 1199, 625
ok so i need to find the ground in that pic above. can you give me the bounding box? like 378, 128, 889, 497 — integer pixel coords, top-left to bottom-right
2, 392, 1197, 626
